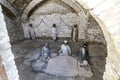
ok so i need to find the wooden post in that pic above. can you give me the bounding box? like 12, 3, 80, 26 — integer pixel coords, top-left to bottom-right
0, 56, 7, 80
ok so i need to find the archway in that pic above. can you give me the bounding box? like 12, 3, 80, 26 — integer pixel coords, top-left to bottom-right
0, 0, 17, 17
21, 0, 120, 79
19, 0, 107, 79
0, 0, 120, 80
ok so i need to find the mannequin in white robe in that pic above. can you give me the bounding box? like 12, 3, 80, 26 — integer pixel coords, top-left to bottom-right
59, 40, 71, 56
28, 24, 36, 40
51, 24, 58, 41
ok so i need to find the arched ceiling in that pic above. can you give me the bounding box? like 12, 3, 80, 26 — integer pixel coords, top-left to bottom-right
1, 4, 16, 19
0, 0, 17, 18
6, 0, 31, 12
21, 0, 82, 20
0, 0, 86, 20
28, 0, 77, 18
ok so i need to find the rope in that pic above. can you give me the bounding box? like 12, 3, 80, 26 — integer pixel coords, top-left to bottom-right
36, 18, 50, 28
58, 17, 72, 27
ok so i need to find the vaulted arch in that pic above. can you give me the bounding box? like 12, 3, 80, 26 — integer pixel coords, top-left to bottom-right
27, 0, 77, 18
1, 4, 16, 19
21, 0, 81, 21
0, 0, 120, 80
0, 0, 17, 17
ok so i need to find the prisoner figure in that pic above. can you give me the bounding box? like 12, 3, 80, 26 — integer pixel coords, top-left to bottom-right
41, 43, 51, 61
31, 43, 51, 72
51, 24, 58, 41
78, 43, 90, 66
71, 24, 78, 42
28, 24, 36, 40
59, 40, 71, 56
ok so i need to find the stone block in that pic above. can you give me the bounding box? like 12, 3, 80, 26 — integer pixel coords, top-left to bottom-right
0, 42, 11, 50
0, 49, 13, 60
4, 60, 16, 72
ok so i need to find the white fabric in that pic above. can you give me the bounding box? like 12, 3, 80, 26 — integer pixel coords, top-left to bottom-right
81, 47, 85, 56
73, 28, 76, 41
64, 40, 67, 43
53, 33, 57, 40
59, 44, 71, 56
42, 47, 49, 55
83, 60, 88, 66
52, 27, 58, 40
52, 27, 57, 34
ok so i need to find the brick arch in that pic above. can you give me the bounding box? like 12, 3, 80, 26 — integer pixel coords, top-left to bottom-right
1, 4, 16, 19
21, 0, 81, 21
0, 0, 17, 17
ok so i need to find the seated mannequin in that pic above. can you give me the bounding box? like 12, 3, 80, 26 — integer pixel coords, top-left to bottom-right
31, 43, 51, 72
41, 43, 51, 61
78, 43, 89, 67
58, 40, 71, 56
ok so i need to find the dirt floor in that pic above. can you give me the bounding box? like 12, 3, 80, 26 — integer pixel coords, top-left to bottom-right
11, 39, 107, 80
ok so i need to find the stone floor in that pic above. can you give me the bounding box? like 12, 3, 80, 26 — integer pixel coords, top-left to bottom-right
11, 39, 107, 80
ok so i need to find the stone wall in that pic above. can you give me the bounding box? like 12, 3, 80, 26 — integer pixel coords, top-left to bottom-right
0, 0, 17, 17
0, 0, 24, 43
21, 0, 81, 20
0, 5, 19, 80
4, 15, 23, 43
23, 4, 105, 43
22, 1, 87, 40
86, 15, 106, 44
23, 13, 86, 38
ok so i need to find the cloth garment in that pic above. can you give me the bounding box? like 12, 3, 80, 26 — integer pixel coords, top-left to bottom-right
31, 46, 51, 72
28, 27, 36, 40
78, 47, 89, 63
41, 46, 51, 59
71, 27, 78, 41
52, 27, 58, 40
59, 44, 71, 56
